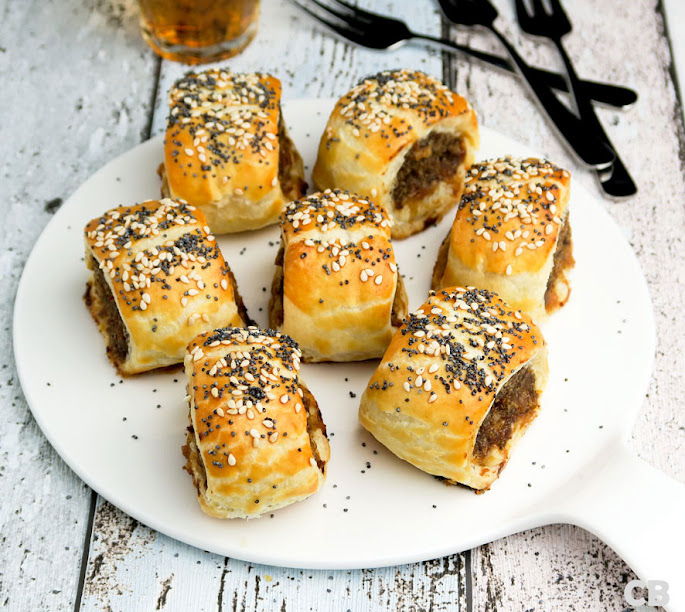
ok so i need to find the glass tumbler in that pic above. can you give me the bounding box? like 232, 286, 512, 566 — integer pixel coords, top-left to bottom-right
137, 0, 260, 64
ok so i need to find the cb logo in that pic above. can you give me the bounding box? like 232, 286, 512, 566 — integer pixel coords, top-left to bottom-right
624, 579, 669, 607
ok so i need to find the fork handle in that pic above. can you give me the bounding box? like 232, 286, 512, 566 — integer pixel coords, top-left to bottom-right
417, 34, 637, 109
552, 39, 637, 197
488, 28, 615, 168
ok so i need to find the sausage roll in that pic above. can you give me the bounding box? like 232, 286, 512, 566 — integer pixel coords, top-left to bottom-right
312, 69, 479, 239
182, 326, 330, 518
432, 157, 574, 321
84, 198, 249, 375
268, 189, 409, 362
161, 69, 306, 234
359, 287, 548, 491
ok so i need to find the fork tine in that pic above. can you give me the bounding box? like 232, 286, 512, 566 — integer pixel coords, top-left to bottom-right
530, 0, 548, 16
328, 0, 377, 24
547, 0, 565, 13
289, 0, 373, 46
514, 0, 532, 26
547, 0, 571, 25
289, 0, 350, 31
291, 0, 371, 31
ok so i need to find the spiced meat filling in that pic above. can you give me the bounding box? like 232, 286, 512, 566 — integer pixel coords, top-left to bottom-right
226, 266, 252, 326
182, 425, 206, 497
85, 254, 129, 364
431, 233, 450, 291
544, 216, 574, 311
277, 112, 306, 199
302, 385, 328, 471
268, 242, 285, 329
473, 365, 538, 462
390, 273, 409, 328
392, 132, 465, 211
268, 241, 406, 330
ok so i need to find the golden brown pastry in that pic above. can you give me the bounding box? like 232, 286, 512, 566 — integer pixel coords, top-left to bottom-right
182, 326, 330, 518
432, 157, 574, 321
161, 69, 306, 234
359, 287, 548, 491
268, 189, 408, 362
84, 198, 248, 375
312, 69, 479, 239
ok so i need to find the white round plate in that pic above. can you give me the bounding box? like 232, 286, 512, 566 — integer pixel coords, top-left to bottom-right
14, 99, 655, 569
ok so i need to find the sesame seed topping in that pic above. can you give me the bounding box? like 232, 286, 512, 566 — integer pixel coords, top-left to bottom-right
85, 198, 231, 334
333, 69, 466, 147
381, 288, 540, 410
455, 157, 569, 277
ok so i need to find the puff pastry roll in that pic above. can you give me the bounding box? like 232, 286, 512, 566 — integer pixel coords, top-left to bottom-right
182, 326, 330, 518
432, 157, 574, 320
84, 198, 248, 375
359, 287, 548, 491
161, 69, 306, 234
268, 189, 409, 362
312, 69, 479, 239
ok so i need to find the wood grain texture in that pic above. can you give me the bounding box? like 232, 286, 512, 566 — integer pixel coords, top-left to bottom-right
471, 525, 639, 612
0, 0, 157, 609
2, 0, 683, 610
80, 500, 467, 612
149, 0, 446, 136
77, 2, 469, 611
449, 1, 684, 609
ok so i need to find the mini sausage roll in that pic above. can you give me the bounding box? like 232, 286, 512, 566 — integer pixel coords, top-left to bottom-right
359, 287, 548, 491
432, 157, 574, 320
161, 69, 306, 234
268, 189, 408, 362
84, 198, 249, 375
182, 326, 330, 518
312, 69, 479, 239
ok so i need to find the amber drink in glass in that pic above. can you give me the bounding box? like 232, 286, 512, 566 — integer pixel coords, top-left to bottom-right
137, 0, 260, 64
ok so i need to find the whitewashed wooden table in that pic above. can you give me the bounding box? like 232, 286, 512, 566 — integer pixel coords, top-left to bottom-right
1, 0, 684, 610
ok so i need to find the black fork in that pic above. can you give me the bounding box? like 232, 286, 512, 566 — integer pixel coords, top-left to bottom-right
287, 0, 637, 109
516, 0, 636, 196
437, 0, 615, 170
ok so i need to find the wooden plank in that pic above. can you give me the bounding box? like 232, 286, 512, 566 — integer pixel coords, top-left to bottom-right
80, 500, 467, 612
0, 0, 158, 610
454, 0, 685, 609
472, 526, 638, 611
3, 0, 680, 609
149, 0, 447, 136
78, 2, 469, 611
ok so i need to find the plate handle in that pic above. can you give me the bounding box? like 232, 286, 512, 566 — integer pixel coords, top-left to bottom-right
556, 442, 685, 611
